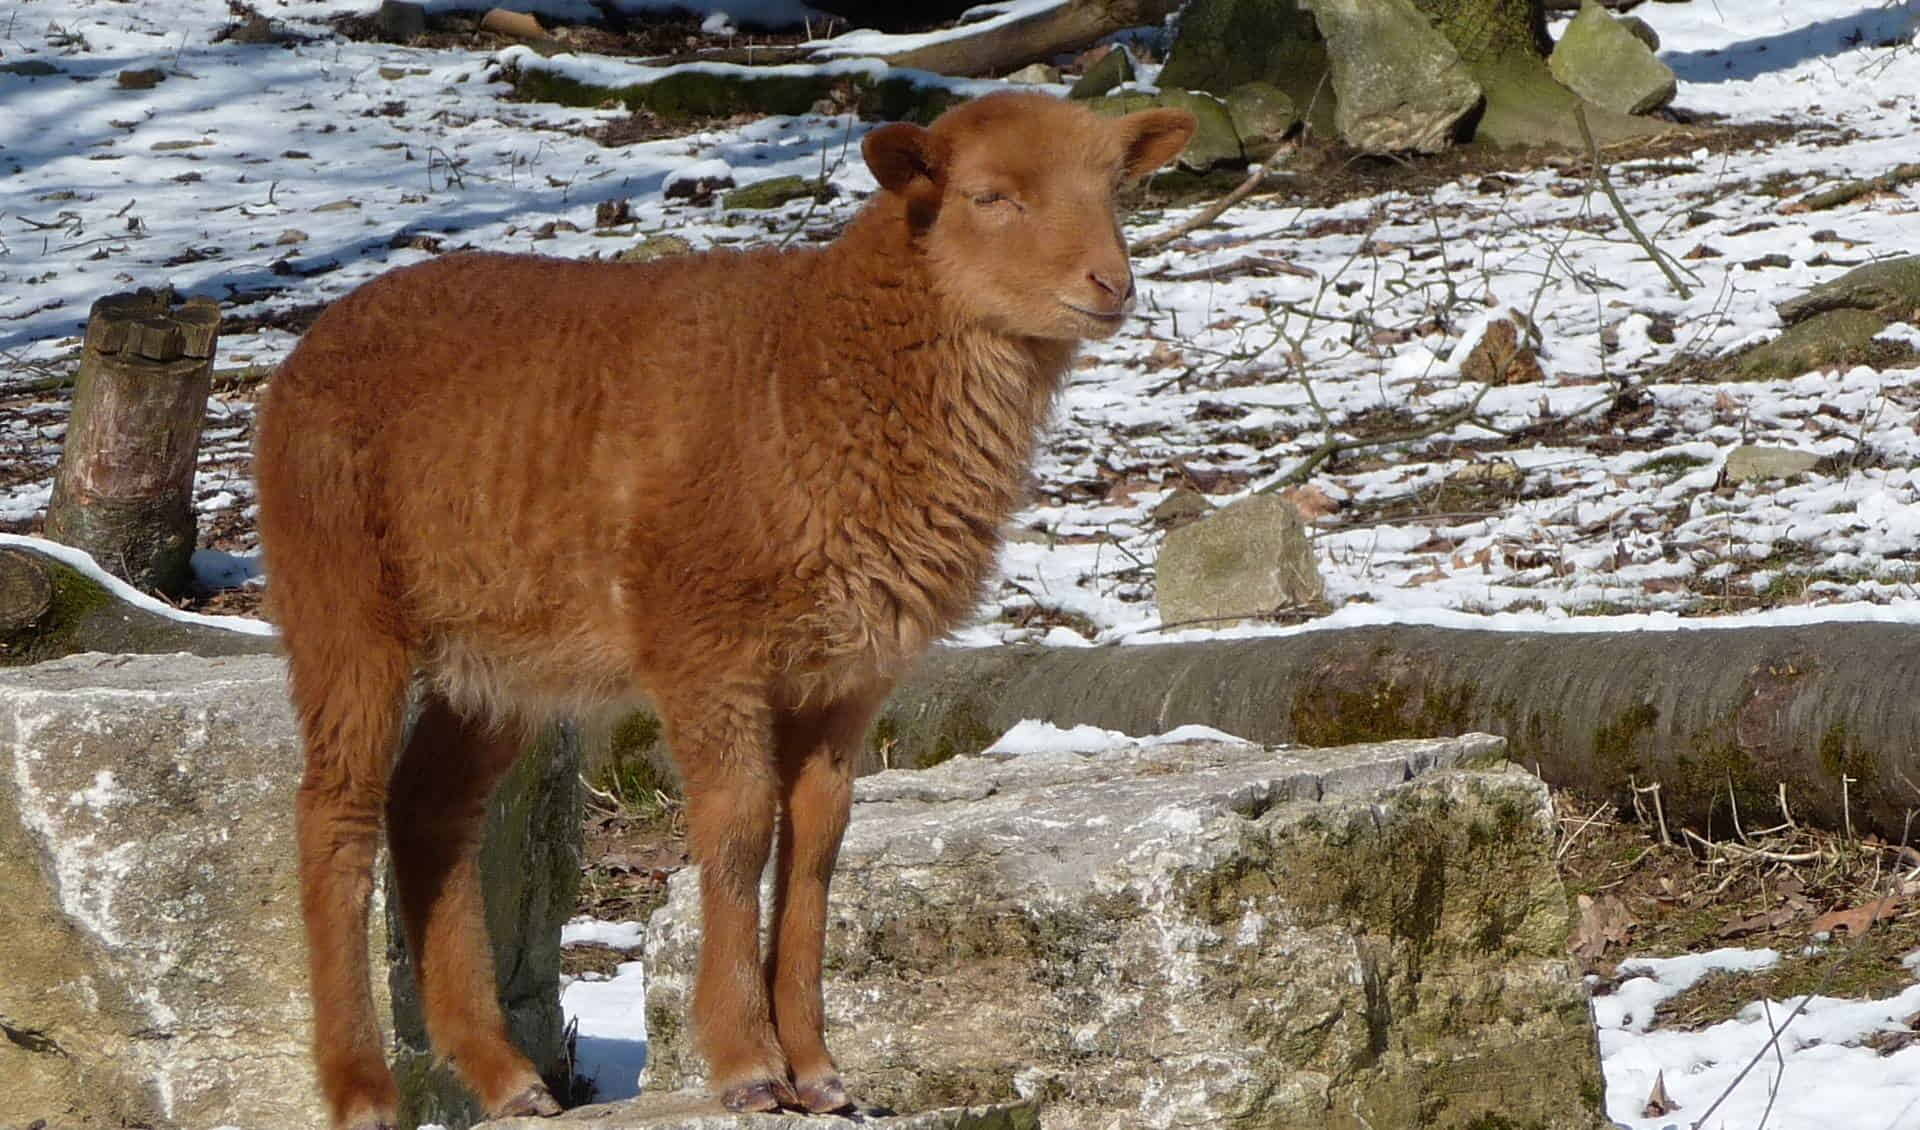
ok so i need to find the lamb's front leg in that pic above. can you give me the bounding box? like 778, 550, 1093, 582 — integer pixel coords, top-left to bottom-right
768, 684, 889, 1114
665, 688, 797, 1113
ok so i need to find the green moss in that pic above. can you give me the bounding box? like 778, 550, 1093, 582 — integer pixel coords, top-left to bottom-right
1818, 723, 1883, 820
3, 557, 116, 666
1591, 700, 1658, 785
1289, 659, 1478, 748
722, 175, 829, 210
1635, 452, 1712, 477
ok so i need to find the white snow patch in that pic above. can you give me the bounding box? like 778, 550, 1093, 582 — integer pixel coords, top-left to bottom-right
563, 961, 650, 1100
561, 918, 647, 951
985, 719, 1257, 755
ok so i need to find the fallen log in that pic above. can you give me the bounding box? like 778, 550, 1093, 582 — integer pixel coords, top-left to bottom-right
818, 0, 1180, 78
876, 622, 1920, 839
13, 531, 1913, 840
0, 543, 273, 666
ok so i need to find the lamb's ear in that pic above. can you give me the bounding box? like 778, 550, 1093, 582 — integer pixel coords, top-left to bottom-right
1117, 109, 1197, 183
864, 123, 950, 195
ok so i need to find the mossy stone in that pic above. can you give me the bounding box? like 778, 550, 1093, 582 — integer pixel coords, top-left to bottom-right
722, 175, 829, 210
1224, 80, 1298, 158
1734, 307, 1898, 380
1067, 45, 1134, 99
1085, 88, 1244, 171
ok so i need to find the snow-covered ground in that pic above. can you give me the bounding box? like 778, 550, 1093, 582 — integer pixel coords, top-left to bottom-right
8, 0, 1920, 1125
4, 0, 1920, 646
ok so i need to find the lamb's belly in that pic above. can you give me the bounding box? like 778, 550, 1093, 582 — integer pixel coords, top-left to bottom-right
423, 629, 637, 723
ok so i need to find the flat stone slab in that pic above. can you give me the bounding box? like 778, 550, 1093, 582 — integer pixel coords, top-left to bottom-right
643, 733, 1608, 1130
0, 652, 579, 1130
483, 1092, 1037, 1129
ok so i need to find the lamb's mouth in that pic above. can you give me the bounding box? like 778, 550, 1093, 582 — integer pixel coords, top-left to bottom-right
1061, 301, 1127, 325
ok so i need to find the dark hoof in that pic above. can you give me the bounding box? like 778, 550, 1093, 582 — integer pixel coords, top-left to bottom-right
795, 1074, 854, 1114
494, 1083, 563, 1118
721, 1079, 799, 1113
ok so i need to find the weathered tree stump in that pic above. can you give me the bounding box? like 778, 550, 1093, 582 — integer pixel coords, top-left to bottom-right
44, 287, 221, 597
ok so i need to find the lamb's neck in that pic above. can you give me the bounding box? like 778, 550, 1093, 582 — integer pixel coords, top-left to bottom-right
824, 199, 1077, 467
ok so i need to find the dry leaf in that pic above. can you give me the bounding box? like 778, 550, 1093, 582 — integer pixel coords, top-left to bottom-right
1142, 342, 1184, 372
1810, 895, 1900, 936
1404, 568, 1449, 586
1717, 908, 1794, 940
1279, 484, 1338, 520
1643, 1070, 1678, 1117
1573, 893, 1635, 965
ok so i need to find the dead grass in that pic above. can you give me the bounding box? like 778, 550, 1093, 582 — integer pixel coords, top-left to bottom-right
1558, 789, 1920, 1029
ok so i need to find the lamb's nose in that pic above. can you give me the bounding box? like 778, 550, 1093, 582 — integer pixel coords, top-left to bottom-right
1089, 268, 1134, 304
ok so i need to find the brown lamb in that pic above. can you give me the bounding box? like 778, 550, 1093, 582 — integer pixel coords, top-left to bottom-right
254, 91, 1194, 1129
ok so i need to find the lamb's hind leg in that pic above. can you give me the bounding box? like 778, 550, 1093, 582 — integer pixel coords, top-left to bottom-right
386, 694, 560, 1118
768, 684, 890, 1114
290, 638, 412, 1130
661, 684, 796, 1113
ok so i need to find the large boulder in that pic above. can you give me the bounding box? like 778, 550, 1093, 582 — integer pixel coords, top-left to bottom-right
1306, 0, 1483, 153
0, 652, 582, 1130
642, 734, 1608, 1130
1547, 0, 1676, 115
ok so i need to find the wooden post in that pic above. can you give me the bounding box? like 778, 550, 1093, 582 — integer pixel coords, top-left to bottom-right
44, 287, 221, 597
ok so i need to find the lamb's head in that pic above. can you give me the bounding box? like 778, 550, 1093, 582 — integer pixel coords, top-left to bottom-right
863, 92, 1195, 342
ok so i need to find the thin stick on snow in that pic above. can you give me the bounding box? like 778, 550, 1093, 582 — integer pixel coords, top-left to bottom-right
1131, 163, 1271, 255
1574, 104, 1692, 300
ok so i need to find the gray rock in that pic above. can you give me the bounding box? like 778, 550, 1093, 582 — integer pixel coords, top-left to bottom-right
1723, 445, 1820, 484
1159, 0, 1325, 100
1148, 486, 1212, 528
620, 234, 695, 263
0, 652, 581, 1130
1155, 492, 1325, 626
1618, 14, 1660, 51
1223, 80, 1297, 160
1067, 46, 1133, 100
1084, 88, 1243, 172
484, 1091, 1037, 1129
641, 735, 1608, 1130
1306, 0, 1483, 153
1549, 0, 1677, 115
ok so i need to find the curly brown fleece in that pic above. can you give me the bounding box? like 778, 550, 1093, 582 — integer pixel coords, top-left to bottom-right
255, 91, 1194, 1128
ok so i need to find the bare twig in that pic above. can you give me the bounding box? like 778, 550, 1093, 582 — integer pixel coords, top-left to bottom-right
1258, 386, 1492, 492
1152, 253, 1315, 283
1786, 163, 1920, 213
1131, 164, 1270, 255
1574, 104, 1692, 300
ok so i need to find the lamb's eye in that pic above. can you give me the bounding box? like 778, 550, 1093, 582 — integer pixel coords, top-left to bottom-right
973, 191, 1010, 207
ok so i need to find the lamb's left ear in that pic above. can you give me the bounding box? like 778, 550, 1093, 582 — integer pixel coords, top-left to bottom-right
1117, 108, 1198, 183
